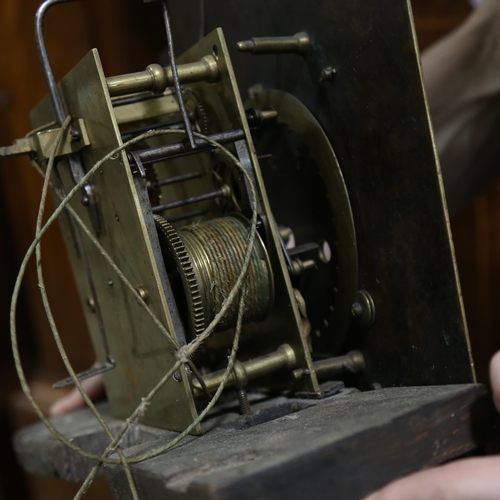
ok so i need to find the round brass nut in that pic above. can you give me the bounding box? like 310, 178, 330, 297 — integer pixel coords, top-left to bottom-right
351, 290, 376, 329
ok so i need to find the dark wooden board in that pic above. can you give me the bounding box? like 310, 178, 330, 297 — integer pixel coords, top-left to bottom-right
14, 385, 497, 499
103, 385, 497, 500
166, 0, 475, 388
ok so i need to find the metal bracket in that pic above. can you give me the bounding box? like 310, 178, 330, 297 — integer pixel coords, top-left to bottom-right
0, 119, 90, 161
35, 0, 102, 237
129, 151, 147, 178
53, 357, 116, 389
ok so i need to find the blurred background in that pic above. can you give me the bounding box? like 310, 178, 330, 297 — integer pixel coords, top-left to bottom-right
0, 1, 497, 498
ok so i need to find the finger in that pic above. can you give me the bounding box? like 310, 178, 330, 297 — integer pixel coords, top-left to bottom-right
490, 350, 500, 412
49, 374, 105, 417
364, 456, 500, 500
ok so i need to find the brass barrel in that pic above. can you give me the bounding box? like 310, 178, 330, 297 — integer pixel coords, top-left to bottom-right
107, 56, 219, 98
237, 32, 310, 55
192, 344, 297, 396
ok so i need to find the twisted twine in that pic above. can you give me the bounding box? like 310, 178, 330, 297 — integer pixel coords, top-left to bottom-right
11, 122, 258, 498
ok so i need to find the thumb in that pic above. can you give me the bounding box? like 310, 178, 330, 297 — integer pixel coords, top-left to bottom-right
363, 456, 500, 500
49, 373, 105, 417
490, 350, 500, 412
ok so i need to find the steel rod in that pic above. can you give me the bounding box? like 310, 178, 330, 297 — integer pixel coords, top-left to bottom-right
121, 120, 184, 141
169, 209, 205, 223
293, 351, 365, 381
158, 172, 203, 187
112, 93, 165, 108
35, 0, 74, 126
152, 188, 226, 213
128, 129, 245, 166
288, 242, 320, 257
34, 0, 111, 363
161, 0, 196, 149
35, 0, 102, 237
198, 0, 206, 41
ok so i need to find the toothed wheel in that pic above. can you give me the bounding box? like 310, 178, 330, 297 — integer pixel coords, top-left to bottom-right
155, 214, 274, 338
154, 215, 206, 336
184, 88, 209, 135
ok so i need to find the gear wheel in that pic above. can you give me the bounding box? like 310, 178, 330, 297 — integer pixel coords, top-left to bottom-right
184, 88, 209, 135
154, 215, 206, 336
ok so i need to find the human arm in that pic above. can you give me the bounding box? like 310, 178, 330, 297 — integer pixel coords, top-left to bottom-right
421, 0, 500, 216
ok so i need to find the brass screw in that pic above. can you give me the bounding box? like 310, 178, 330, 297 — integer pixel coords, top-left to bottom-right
136, 286, 150, 304
351, 290, 376, 329
233, 360, 253, 416
351, 302, 363, 317
86, 298, 96, 314
221, 184, 232, 198
292, 258, 316, 277
70, 129, 81, 142
320, 67, 337, 82
237, 389, 253, 416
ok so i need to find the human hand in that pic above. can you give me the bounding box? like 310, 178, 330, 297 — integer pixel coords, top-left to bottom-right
364, 351, 500, 500
49, 368, 105, 417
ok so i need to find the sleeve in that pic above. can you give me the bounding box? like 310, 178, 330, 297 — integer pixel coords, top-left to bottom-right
421, 0, 500, 215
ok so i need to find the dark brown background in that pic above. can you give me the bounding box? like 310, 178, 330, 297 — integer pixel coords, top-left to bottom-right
0, 1, 496, 498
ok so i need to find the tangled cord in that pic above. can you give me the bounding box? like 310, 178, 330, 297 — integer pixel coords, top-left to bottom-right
11, 119, 258, 499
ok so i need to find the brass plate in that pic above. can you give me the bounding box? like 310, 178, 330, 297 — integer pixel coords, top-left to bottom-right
30, 50, 201, 433
248, 89, 358, 354
176, 29, 319, 393
169, 0, 475, 386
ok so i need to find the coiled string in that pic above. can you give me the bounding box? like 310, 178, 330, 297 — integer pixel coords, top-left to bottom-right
11, 121, 258, 499
181, 215, 272, 331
